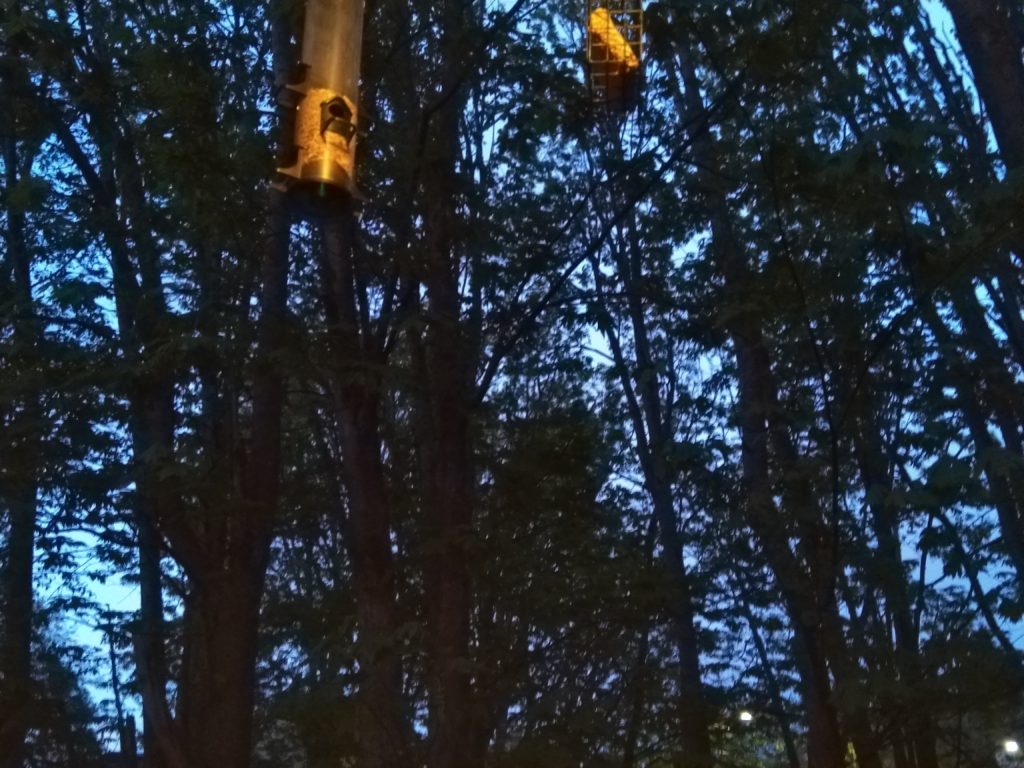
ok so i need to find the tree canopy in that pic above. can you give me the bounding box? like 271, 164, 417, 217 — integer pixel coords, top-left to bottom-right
1, 1, 1024, 768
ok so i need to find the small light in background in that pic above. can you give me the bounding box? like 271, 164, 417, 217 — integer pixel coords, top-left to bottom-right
1005, 740, 1021, 755
739, 710, 753, 723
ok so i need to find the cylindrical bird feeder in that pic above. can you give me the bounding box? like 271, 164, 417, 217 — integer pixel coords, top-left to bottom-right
586, 1, 643, 109
278, 0, 365, 196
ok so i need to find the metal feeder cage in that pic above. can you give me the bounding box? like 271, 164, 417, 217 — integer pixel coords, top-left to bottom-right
586, 1, 644, 109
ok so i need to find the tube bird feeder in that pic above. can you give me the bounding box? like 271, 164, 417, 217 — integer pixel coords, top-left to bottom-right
586, 1, 643, 109
277, 0, 365, 196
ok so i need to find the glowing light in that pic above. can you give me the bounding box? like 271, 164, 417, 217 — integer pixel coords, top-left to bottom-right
739, 710, 754, 723
1005, 740, 1021, 755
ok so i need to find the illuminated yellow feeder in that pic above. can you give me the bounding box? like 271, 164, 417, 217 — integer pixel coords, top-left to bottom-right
586, 1, 643, 109
278, 0, 364, 196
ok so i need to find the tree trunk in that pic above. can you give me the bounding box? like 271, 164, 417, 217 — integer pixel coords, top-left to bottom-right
403, 4, 495, 767
174, 184, 291, 768
175, 572, 262, 768
0, 72, 41, 768
651, 486, 715, 768
590, 219, 714, 768
730, 315, 846, 768
620, 224, 715, 768
419, 197, 485, 768
321, 205, 412, 768
621, 627, 651, 768
134, 499, 166, 768
126, 363, 177, 768
942, 0, 1024, 168
849, 396, 940, 768
661, 29, 848, 768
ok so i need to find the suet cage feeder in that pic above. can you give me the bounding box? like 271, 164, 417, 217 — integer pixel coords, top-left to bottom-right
277, 0, 364, 198
586, 1, 643, 109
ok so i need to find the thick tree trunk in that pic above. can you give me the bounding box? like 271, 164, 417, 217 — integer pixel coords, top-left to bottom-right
175, 185, 290, 768
126, 366, 177, 768
0, 385, 39, 768
321, 206, 411, 768
0, 473, 35, 768
942, 0, 1024, 168
715, 218, 879, 768
413, 5, 492, 767
416, 253, 483, 768
721, 265, 845, 768
650, 486, 714, 768
735, 257, 885, 768
419, 181, 484, 768
126, 185, 288, 768
0, 85, 41, 768
134, 496, 166, 768
176, 572, 264, 768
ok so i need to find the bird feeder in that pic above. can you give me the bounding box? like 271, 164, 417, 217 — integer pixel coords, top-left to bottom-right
277, 0, 364, 197
586, 1, 643, 109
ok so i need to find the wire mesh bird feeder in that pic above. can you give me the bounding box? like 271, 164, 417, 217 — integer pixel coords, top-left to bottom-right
586, 1, 643, 109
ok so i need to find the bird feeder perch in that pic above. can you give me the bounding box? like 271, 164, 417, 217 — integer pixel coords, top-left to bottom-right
586, 1, 643, 109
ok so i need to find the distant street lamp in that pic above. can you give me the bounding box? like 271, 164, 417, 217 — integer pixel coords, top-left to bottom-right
1005, 740, 1021, 756
739, 710, 753, 724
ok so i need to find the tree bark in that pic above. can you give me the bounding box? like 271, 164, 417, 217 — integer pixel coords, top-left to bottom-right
590, 227, 714, 768
321, 204, 412, 768
848, 390, 940, 768
0, 69, 41, 768
730, 315, 846, 768
415, 5, 490, 765
661, 29, 848, 768
942, 0, 1024, 168
17, 5, 293, 766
